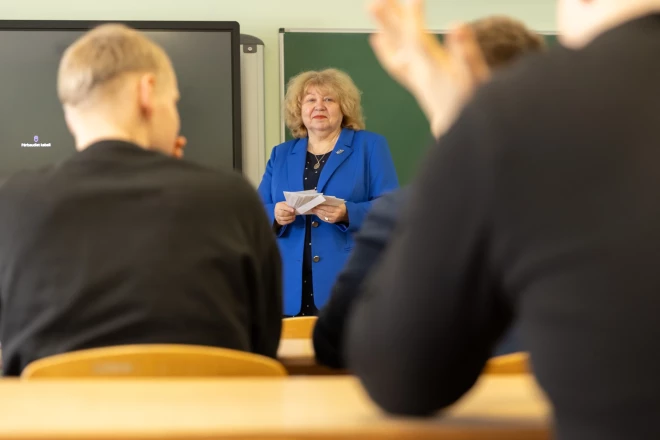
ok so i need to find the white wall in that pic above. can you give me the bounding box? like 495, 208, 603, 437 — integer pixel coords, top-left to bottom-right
0, 0, 557, 155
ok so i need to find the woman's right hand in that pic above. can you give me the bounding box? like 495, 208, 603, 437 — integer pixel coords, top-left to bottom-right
274, 202, 296, 226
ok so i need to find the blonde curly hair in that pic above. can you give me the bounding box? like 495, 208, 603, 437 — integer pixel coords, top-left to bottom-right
284, 68, 365, 139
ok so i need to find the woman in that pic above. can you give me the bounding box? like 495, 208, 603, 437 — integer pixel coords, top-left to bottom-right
258, 68, 398, 317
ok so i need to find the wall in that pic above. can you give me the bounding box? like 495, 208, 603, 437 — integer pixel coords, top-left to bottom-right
0, 0, 557, 156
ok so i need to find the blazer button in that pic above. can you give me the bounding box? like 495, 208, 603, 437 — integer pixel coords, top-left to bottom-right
312, 221, 319, 228
313, 256, 320, 263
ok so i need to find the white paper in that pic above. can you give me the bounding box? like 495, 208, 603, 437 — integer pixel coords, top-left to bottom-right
283, 191, 345, 215
322, 196, 345, 206
284, 191, 326, 215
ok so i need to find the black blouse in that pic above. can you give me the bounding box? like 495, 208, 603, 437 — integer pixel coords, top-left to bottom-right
298, 151, 331, 316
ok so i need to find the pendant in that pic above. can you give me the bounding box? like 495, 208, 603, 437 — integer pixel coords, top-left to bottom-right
314, 163, 320, 170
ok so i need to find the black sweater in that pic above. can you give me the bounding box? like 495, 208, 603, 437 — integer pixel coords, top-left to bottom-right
347, 14, 660, 440
0, 141, 282, 375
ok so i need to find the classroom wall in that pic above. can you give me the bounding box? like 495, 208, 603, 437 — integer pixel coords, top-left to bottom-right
0, 0, 557, 158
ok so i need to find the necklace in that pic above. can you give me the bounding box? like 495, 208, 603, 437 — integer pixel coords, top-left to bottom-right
309, 132, 340, 169
312, 152, 329, 170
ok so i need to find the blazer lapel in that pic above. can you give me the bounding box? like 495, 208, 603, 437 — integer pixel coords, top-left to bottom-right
287, 137, 308, 192
316, 128, 354, 193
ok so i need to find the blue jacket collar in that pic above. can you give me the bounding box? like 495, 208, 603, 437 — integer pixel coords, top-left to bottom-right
288, 128, 356, 193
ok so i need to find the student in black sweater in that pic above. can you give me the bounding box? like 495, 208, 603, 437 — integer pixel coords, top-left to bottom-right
347, 1, 660, 439
312, 15, 546, 369
0, 24, 282, 375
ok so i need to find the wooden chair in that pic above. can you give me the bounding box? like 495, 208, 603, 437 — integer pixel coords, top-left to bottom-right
483, 352, 530, 375
21, 344, 287, 379
281, 316, 317, 339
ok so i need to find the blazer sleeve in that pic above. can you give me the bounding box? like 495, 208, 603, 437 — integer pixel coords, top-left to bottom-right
257, 146, 288, 238
314, 190, 406, 369
341, 135, 399, 233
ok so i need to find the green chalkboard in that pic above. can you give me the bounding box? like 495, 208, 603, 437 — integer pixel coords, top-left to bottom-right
281, 30, 558, 184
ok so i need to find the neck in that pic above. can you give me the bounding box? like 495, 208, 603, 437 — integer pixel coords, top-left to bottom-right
71, 120, 149, 152
307, 128, 341, 154
572, 1, 660, 48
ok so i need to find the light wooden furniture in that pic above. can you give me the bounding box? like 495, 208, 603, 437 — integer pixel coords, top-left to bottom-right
0, 375, 551, 439
281, 316, 318, 339
277, 340, 530, 377
22, 344, 286, 379
483, 352, 530, 375
277, 338, 347, 375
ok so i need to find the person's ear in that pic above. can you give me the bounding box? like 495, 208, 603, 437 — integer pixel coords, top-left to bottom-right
63, 106, 75, 136
137, 73, 157, 118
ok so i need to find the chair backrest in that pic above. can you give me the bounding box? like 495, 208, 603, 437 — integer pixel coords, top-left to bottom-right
21, 344, 287, 379
483, 352, 530, 375
281, 317, 317, 339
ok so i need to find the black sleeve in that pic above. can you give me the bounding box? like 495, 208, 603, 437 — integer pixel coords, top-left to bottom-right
313, 189, 407, 369
346, 104, 513, 416
251, 236, 282, 358
241, 179, 283, 359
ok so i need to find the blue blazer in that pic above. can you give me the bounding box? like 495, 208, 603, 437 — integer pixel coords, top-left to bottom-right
257, 128, 399, 316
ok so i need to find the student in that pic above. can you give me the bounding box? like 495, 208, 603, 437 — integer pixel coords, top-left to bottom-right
0, 24, 282, 376
313, 15, 546, 369
347, 0, 660, 439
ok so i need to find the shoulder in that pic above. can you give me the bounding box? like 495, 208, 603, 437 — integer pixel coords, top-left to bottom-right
351, 129, 388, 146
468, 38, 624, 135
181, 165, 267, 217
348, 130, 391, 160
184, 163, 254, 197
269, 138, 300, 159
449, 44, 596, 160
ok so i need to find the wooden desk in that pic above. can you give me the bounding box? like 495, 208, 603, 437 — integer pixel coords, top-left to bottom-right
0, 375, 551, 439
277, 338, 347, 375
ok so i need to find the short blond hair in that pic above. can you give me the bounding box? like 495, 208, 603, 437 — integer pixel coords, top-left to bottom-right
284, 69, 365, 139
58, 23, 172, 107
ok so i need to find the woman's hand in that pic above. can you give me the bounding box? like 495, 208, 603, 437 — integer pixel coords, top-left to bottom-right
275, 202, 296, 226
367, 0, 490, 139
312, 203, 348, 224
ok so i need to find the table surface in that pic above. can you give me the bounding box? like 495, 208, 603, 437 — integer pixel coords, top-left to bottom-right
0, 375, 551, 440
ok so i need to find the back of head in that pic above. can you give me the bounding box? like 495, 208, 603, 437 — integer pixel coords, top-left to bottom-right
58, 23, 171, 108
470, 16, 546, 69
58, 24, 180, 154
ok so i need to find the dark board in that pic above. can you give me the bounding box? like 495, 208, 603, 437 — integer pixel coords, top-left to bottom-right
281, 30, 558, 184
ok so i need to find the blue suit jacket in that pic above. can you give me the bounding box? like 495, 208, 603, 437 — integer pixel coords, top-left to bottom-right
257, 128, 399, 316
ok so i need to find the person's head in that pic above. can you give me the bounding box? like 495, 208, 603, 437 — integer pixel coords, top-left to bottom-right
58, 24, 180, 154
557, 0, 660, 48
284, 69, 365, 139
469, 16, 547, 69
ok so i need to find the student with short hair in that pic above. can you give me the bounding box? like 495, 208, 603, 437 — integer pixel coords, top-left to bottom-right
0, 24, 282, 375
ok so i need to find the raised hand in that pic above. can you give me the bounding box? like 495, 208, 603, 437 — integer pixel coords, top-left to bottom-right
368, 0, 490, 138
